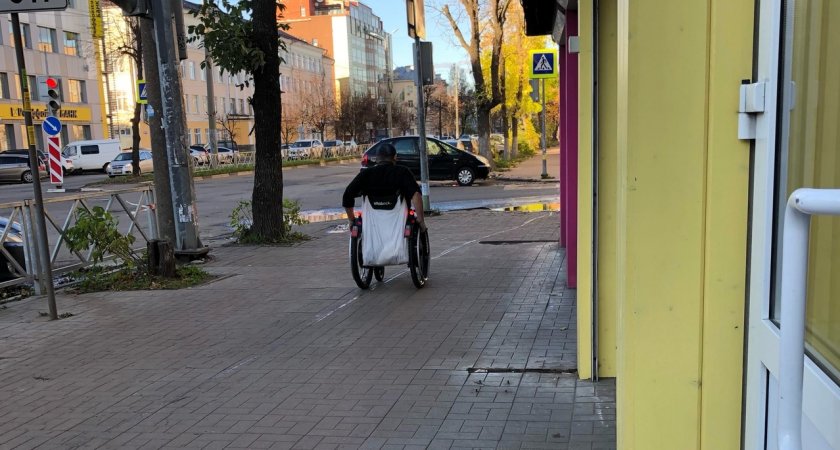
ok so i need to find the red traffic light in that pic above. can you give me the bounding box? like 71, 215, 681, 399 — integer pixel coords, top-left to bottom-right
45, 77, 58, 89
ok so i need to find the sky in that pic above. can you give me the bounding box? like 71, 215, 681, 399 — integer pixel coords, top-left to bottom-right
363, 1, 470, 81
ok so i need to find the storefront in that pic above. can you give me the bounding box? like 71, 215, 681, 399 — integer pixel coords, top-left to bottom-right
524, 0, 840, 448
0, 103, 96, 150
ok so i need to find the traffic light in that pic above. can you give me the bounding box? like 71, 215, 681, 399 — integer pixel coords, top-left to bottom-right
44, 77, 61, 114
109, 0, 148, 16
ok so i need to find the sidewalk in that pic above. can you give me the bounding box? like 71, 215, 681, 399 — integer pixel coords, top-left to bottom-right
494, 148, 561, 183
0, 209, 615, 449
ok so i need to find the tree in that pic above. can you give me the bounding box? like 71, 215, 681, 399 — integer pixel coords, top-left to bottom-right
440, 0, 512, 160
215, 113, 238, 144
300, 74, 336, 142
111, 15, 143, 175
280, 101, 301, 145
336, 94, 377, 143
190, 0, 287, 241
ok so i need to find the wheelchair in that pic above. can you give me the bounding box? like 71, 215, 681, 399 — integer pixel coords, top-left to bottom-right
349, 209, 430, 289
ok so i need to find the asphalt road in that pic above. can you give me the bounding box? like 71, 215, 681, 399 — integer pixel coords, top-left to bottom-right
0, 163, 560, 243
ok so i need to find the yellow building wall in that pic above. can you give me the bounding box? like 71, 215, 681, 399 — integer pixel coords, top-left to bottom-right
599, 0, 754, 448
576, 1, 594, 380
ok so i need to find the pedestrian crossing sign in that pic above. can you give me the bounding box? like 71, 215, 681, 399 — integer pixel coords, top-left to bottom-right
529, 49, 558, 79
136, 80, 148, 105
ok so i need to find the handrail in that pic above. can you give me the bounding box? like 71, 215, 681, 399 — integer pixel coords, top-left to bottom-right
778, 188, 840, 450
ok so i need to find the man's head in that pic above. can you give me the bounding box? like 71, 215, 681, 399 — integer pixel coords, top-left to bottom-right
377, 143, 397, 164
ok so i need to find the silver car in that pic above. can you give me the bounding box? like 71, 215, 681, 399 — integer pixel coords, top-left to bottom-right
288, 140, 324, 159
0, 154, 44, 183
107, 151, 154, 177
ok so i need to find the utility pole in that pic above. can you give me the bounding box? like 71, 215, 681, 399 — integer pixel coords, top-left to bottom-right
150, 0, 206, 257
11, 14, 57, 320
413, 38, 430, 210
385, 33, 394, 138
453, 64, 459, 138
205, 49, 219, 168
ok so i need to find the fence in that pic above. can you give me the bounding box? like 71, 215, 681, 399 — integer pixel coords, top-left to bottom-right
0, 186, 158, 293
190, 145, 370, 174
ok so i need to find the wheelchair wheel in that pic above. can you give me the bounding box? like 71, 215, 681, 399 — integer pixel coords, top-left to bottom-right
374, 267, 385, 282
409, 227, 430, 288
350, 234, 372, 289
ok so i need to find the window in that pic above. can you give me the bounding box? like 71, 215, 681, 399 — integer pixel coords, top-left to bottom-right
230, 98, 236, 113
37, 27, 56, 53
80, 145, 99, 155
394, 138, 417, 156
68, 80, 86, 103
238, 99, 244, 114
64, 32, 80, 56
193, 95, 200, 114
188, 61, 195, 80
1, 124, 14, 151
201, 66, 206, 81
194, 128, 201, 145
425, 140, 442, 156
183, 95, 189, 113
0, 73, 9, 99
27, 75, 37, 100
8, 23, 31, 49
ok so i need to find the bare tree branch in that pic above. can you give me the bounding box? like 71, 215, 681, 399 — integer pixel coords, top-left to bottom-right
441, 5, 472, 56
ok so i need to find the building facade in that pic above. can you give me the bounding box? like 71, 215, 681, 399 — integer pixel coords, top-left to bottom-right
280, 0, 388, 100
103, 2, 256, 150
522, 0, 840, 448
279, 30, 335, 142
0, 3, 106, 152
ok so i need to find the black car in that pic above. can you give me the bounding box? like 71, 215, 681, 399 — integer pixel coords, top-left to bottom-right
362, 136, 491, 186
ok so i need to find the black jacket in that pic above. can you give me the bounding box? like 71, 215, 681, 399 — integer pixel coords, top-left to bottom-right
342, 163, 421, 208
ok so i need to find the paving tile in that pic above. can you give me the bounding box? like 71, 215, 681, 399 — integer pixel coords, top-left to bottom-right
0, 210, 614, 449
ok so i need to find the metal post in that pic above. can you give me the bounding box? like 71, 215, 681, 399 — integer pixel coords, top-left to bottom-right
11, 14, 57, 319
205, 49, 219, 168
540, 78, 547, 178
413, 37, 430, 210
150, 0, 205, 256
385, 33, 393, 138
454, 65, 459, 138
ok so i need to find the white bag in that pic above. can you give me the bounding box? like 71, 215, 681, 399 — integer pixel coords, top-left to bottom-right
361, 196, 408, 266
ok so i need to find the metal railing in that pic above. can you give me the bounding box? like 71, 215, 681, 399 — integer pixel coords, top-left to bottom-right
0, 186, 158, 293
189, 146, 370, 174
778, 188, 840, 450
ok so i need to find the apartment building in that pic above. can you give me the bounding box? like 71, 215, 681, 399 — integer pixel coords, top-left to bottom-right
279, 30, 335, 142
0, 2, 105, 151
280, 0, 389, 100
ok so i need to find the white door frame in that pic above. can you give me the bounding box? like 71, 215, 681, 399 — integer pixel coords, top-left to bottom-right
743, 0, 840, 449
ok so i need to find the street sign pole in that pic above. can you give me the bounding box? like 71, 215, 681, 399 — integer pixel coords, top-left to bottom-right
540, 78, 547, 178
11, 13, 58, 320
413, 37, 430, 211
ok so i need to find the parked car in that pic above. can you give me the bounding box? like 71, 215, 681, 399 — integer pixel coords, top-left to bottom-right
61, 139, 122, 173
189, 145, 210, 165
0, 154, 46, 183
107, 150, 154, 177
344, 139, 359, 153
2, 149, 47, 166
280, 144, 290, 159
288, 140, 324, 159
459, 138, 475, 153
361, 136, 491, 186
0, 217, 25, 281
216, 146, 239, 164
322, 140, 343, 157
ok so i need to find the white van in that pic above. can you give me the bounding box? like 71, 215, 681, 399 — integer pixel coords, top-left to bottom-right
61, 139, 122, 173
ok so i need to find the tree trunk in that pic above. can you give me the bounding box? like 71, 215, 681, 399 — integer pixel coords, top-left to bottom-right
511, 117, 519, 159
249, 0, 284, 240
501, 105, 509, 160
131, 102, 141, 175
476, 103, 492, 162
140, 17, 175, 246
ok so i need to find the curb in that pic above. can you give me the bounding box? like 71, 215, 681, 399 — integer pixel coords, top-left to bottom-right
493, 176, 558, 183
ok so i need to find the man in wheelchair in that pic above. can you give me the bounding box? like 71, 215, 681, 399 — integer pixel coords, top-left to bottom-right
342, 143, 430, 288
342, 143, 426, 232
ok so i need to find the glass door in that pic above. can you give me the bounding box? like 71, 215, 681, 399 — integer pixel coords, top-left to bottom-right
744, 0, 840, 448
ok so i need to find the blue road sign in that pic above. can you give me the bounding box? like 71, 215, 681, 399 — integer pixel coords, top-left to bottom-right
137, 80, 148, 104
529, 49, 558, 79
43, 116, 62, 136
